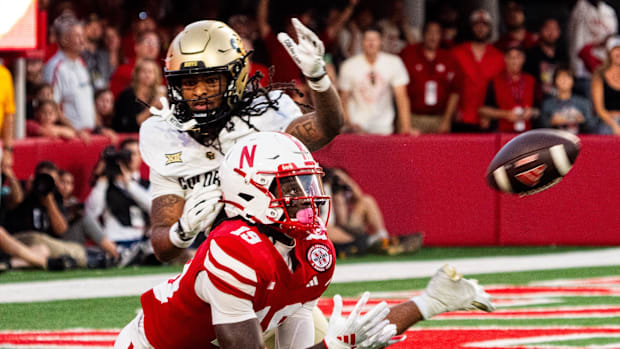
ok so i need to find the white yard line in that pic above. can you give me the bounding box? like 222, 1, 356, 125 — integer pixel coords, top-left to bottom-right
332, 247, 620, 283
1, 248, 620, 303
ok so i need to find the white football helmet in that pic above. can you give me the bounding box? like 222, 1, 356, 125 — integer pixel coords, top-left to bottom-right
220, 132, 330, 238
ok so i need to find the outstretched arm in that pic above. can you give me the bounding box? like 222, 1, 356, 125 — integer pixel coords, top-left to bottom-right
390, 264, 496, 334
279, 18, 344, 151
150, 194, 185, 262
386, 301, 424, 334
285, 85, 344, 151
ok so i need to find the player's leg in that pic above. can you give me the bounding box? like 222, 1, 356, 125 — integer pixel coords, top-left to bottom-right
312, 305, 328, 344
14, 232, 87, 267
264, 306, 328, 349
348, 195, 389, 248
357, 194, 388, 237
114, 312, 153, 349
0, 227, 48, 268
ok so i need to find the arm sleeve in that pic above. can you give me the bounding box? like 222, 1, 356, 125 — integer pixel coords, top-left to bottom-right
149, 170, 184, 199
196, 237, 262, 325
84, 179, 108, 218
195, 271, 257, 325
26, 120, 43, 137
126, 180, 152, 212
274, 299, 318, 349
50, 66, 70, 105
391, 56, 410, 87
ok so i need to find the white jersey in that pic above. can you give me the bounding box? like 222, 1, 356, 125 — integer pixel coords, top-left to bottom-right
43, 51, 96, 130
338, 52, 409, 135
139, 90, 302, 202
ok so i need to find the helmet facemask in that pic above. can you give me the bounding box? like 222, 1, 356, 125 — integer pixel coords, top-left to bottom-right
166, 60, 246, 137
266, 169, 331, 239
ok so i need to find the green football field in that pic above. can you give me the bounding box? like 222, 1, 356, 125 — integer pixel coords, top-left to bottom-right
1, 246, 620, 348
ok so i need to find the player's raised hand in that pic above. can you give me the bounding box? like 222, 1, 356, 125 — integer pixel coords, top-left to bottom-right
324, 292, 403, 349
277, 18, 331, 92
412, 264, 496, 320
169, 185, 223, 248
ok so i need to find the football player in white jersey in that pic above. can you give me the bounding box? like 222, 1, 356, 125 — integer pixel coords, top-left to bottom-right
139, 19, 343, 262
115, 132, 496, 349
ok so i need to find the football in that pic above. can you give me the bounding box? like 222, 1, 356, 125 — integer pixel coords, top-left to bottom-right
486, 129, 581, 196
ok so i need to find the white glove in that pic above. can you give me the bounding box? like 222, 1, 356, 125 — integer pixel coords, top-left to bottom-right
323, 292, 403, 349
169, 186, 223, 248
149, 96, 197, 132
277, 18, 331, 92
412, 264, 496, 320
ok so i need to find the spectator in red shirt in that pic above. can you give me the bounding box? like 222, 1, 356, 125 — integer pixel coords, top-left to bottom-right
479, 46, 538, 133
400, 21, 458, 133
450, 9, 506, 132
109, 31, 161, 98
578, 36, 609, 75
257, 0, 305, 84
495, 1, 538, 52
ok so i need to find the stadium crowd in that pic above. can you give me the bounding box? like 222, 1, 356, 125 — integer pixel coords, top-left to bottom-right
1, 0, 619, 271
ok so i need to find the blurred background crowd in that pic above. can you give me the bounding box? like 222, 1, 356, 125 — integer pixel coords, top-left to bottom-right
0, 0, 619, 271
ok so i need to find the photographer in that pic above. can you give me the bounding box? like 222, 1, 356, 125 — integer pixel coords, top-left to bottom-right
5, 161, 86, 269
0, 159, 51, 270
57, 170, 120, 262
85, 138, 151, 265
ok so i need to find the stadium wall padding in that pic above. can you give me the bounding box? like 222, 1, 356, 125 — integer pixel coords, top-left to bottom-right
13, 133, 620, 245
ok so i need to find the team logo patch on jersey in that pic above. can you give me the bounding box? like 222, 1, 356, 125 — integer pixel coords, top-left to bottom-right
165, 151, 182, 165
307, 244, 333, 273
206, 151, 215, 160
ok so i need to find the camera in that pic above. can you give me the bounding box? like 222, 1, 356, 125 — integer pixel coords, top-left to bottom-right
32, 173, 56, 197
101, 145, 133, 179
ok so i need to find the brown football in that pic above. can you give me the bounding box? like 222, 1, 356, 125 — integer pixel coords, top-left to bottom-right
486, 129, 581, 195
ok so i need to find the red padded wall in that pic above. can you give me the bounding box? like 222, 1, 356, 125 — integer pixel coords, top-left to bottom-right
14, 137, 111, 201
313, 134, 498, 245
13, 135, 138, 201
